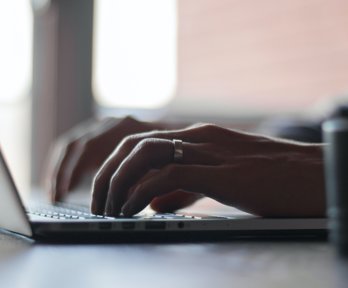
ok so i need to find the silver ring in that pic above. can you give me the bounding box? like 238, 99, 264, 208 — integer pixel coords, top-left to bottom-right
173, 139, 183, 163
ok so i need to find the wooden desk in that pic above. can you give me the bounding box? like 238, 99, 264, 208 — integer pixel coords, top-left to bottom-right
0, 231, 347, 288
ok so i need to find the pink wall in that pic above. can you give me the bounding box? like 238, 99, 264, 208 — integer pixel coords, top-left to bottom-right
177, 0, 348, 112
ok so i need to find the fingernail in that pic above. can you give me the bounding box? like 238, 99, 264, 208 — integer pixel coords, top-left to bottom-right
106, 208, 113, 216
105, 202, 114, 216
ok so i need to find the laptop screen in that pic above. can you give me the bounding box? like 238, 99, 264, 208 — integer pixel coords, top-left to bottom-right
0, 149, 32, 236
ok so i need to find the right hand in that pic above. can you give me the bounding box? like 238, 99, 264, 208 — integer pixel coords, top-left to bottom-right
90, 123, 325, 217
45, 116, 157, 202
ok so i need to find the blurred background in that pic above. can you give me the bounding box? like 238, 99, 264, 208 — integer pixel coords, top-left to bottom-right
1, 0, 348, 198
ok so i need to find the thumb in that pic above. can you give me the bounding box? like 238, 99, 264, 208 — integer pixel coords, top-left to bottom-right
150, 190, 202, 213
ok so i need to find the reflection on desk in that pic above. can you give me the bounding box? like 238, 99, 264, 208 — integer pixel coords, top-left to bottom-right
0, 229, 347, 288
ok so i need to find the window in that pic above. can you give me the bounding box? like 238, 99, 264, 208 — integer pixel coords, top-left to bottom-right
93, 0, 348, 119
0, 0, 32, 196
93, 0, 177, 110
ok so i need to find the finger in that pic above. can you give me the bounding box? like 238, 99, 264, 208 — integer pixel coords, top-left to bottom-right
121, 164, 219, 216
60, 141, 88, 191
103, 139, 174, 216
66, 136, 112, 191
91, 124, 226, 213
92, 139, 219, 216
47, 140, 80, 202
45, 120, 101, 202
150, 191, 203, 213
65, 118, 137, 191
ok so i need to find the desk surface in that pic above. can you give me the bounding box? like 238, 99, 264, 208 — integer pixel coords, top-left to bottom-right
0, 232, 347, 288
1, 196, 347, 288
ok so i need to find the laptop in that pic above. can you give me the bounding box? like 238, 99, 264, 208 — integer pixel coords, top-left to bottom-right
0, 148, 327, 242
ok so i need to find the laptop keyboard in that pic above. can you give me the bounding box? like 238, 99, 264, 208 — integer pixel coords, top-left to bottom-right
27, 203, 104, 220
27, 203, 202, 220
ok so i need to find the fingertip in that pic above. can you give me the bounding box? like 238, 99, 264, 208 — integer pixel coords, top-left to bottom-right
105, 197, 121, 217
54, 191, 66, 204
53, 194, 59, 203
105, 203, 114, 216
50, 192, 57, 204
90, 184, 110, 216
51, 186, 61, 203
90, 195, 104, 215
121, 202, 133, 217
47, 185, 55, 202
90, 200, 98, 215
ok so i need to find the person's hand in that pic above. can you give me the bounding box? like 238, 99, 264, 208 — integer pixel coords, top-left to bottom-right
91, 124, 326, 217
45, 116, 158, 202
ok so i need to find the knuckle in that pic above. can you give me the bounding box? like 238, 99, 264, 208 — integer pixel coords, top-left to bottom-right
51, 140, 77, 163
77, 135, 90, 149
120, 135, 139, 150
188, 122, 205, 129
198, 123, 229, 138
189, 123, 219, 134
134, 138, 157, 153
92, 169, 103, 187
116, 116, 141, 131
80, 132, 104, 152
85, 136, 99, 149
122, 115, 137, 124
201, 123, 219, 132
57, 132, 91, 154
93, 162, 110, 186
55, 136, 75, 152
109, 172, 119, 188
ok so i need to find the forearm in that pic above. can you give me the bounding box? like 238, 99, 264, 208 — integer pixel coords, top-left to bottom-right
232, 142, 326, 217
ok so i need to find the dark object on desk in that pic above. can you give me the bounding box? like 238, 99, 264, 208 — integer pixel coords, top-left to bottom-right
273, 121, 322, 143
323, 117, 348, 256
268, 104, 348, 143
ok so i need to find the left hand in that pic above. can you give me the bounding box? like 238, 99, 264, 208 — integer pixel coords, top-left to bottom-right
45, 116, 159, 202
91, 124, 326, 217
